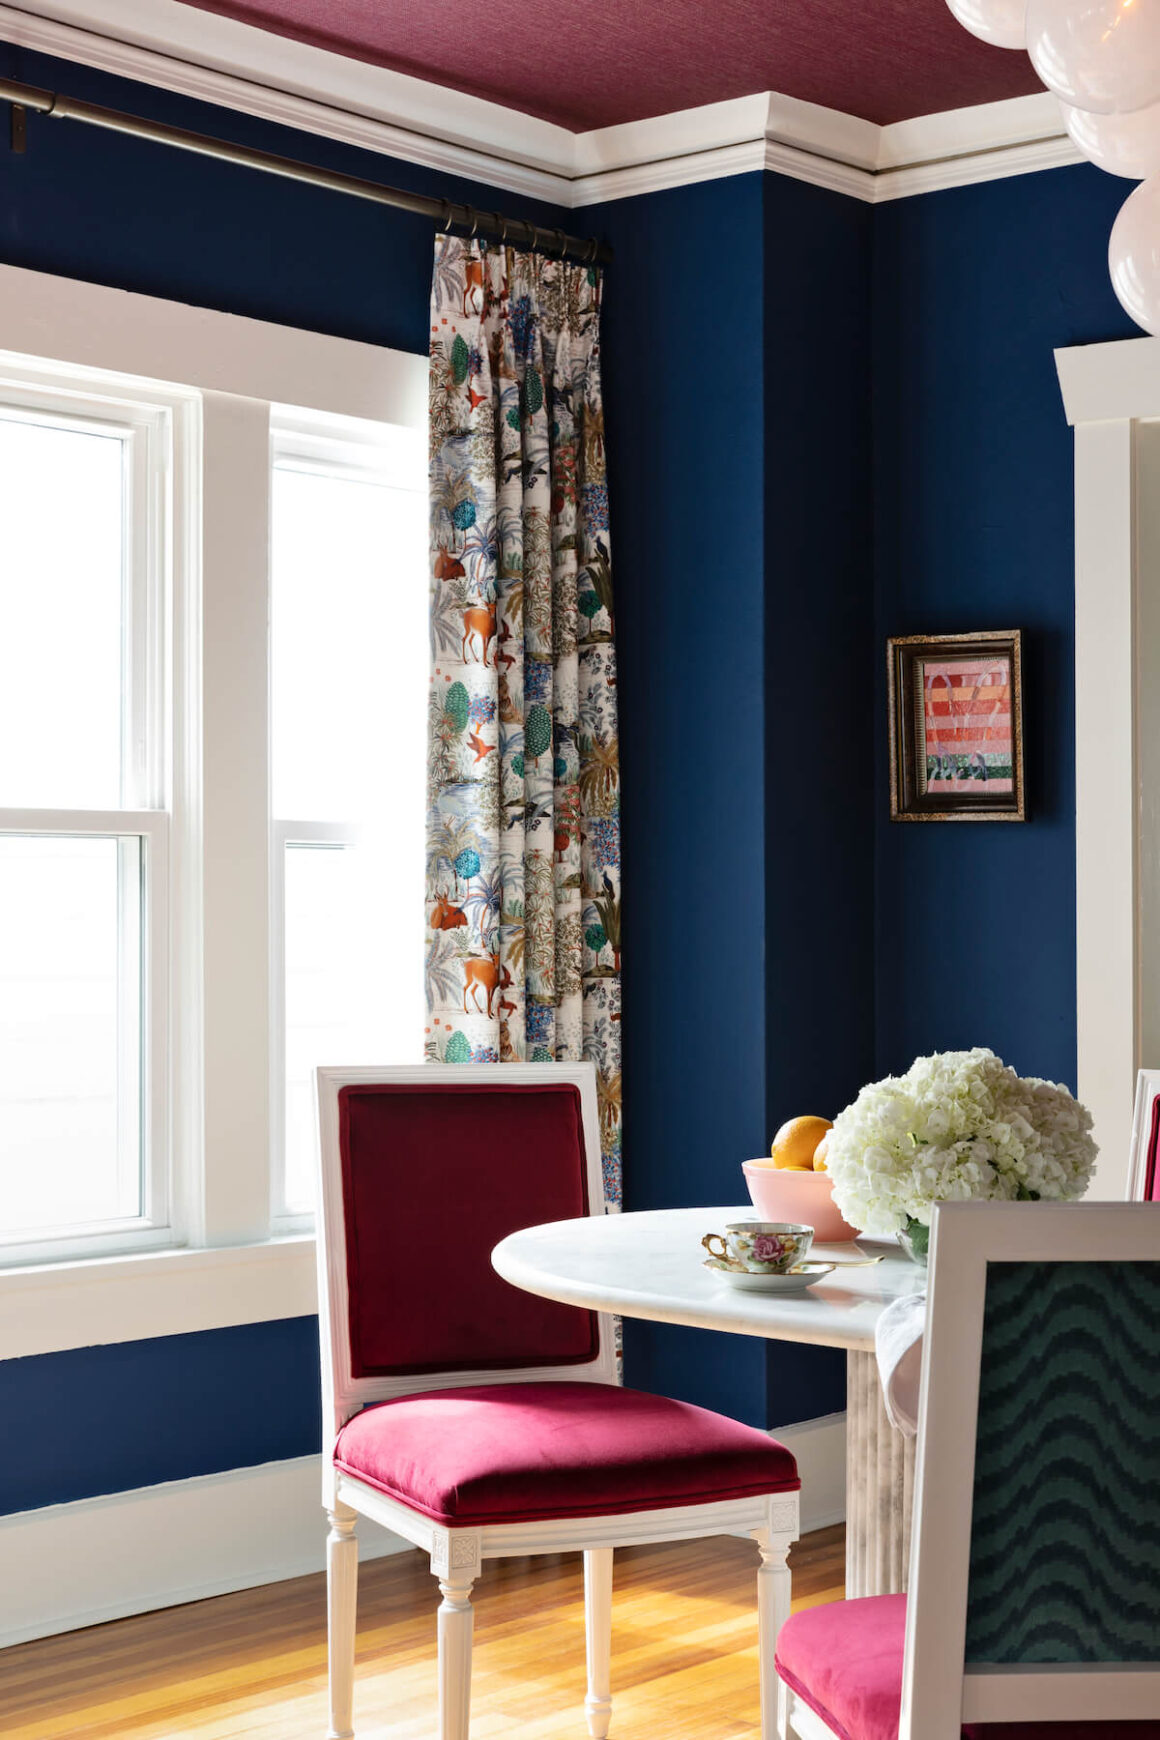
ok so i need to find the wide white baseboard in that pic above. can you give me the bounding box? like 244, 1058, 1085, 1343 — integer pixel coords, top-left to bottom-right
775, 1412, 846, 1533
0, 1414, 846, 1649
0, 1454, 407, 1649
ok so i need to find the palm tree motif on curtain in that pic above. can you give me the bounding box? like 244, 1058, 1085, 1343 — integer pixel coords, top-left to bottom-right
425, 236, 623, 1205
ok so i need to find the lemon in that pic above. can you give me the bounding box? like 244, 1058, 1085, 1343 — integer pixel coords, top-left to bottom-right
770, 1115, 832, 1172
813, 1132, 830, 1172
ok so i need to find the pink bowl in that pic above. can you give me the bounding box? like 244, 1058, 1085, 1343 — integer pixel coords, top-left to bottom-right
742, 1160, 859, 1242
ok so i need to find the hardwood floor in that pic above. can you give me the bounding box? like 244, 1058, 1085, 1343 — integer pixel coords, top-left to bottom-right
0, 1525, 844, 1740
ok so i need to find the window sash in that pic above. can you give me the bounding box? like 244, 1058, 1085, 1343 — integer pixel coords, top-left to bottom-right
0, 809, 170, 1264
0, 369, 176, 1267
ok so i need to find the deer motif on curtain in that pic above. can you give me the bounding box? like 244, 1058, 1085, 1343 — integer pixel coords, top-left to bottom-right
425, 236, 622, 1204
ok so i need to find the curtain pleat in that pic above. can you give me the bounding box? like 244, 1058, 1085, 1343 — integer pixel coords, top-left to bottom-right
425, 237, 622, 1205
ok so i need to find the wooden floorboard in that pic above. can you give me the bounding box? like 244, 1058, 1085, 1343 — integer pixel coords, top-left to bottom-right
0, 1525, 845, 1739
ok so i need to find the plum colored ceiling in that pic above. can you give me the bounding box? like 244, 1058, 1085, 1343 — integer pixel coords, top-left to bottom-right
178, 0, 1042, 131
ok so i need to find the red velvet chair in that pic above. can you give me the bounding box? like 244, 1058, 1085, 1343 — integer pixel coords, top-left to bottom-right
314, 1062, 801, 1740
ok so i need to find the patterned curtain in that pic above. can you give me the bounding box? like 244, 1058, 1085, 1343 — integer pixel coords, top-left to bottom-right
425, 237, 623, 1206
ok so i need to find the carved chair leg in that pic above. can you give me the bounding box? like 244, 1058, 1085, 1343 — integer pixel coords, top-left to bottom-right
326, 1502, 358, 1740
583, 1547, 613, 1739
435, 1567, 476, 1740
754, 1529, 792, 1740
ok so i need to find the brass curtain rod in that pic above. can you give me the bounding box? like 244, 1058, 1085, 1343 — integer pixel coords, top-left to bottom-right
0, 76, 613, 265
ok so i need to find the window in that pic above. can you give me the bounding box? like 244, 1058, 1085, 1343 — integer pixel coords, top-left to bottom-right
0, 388, 172, 1262
0, 267, 427, 1337
269, 415, 427, 1225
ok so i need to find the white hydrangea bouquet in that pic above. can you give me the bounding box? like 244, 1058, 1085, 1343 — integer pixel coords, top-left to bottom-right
825, 1048, 1097, 1260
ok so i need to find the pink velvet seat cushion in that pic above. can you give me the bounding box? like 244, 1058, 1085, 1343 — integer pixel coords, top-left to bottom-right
775, 1597, 1160, 1740
334, 1381, 799, 1526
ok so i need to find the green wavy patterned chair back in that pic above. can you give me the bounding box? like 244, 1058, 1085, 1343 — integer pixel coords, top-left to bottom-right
965, 1260, 1160, 1664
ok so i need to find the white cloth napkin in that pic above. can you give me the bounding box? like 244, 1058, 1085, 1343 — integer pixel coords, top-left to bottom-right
874, 1291, 927, 1438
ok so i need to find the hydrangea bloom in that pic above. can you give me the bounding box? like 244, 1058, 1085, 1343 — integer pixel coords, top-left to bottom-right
825, 1048, 1096, 1238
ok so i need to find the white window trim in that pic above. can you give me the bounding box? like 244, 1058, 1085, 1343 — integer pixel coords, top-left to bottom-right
0, 262, 425, 1357
1056, 333, 1160, 1201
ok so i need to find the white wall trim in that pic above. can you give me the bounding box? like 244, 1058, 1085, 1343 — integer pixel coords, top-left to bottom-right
0, 1236, 318, 1358
0, 263, 427, 427
774, 1412, 846, 1534
5, 0, 1080, 208
0, 1455, 407, 1649
1056, 335, 1160, 1199
0, 1416, 844, 1648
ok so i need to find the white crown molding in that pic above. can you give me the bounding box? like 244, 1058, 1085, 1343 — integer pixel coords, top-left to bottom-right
874, 90, 1081, 201
1, 0, 1081, 215
0, 0, 578, 201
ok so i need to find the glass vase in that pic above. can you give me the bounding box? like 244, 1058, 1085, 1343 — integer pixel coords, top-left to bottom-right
897, 1217, 929, 1266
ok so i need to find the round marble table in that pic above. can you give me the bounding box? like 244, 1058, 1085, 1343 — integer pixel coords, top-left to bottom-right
492, 1206, 926, 1597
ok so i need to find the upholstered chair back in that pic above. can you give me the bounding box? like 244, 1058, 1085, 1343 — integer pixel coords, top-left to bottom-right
903, 1201, 1160, 1738
314, 1063, 616, 1440
964, 1259, 1160, 1667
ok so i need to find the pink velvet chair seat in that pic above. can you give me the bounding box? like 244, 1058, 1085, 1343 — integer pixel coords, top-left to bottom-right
334, 1379, 800, 1527
775, 1597, 1160, 1740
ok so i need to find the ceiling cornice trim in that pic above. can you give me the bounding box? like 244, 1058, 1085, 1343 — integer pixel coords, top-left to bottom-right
0, 0, 1082, 210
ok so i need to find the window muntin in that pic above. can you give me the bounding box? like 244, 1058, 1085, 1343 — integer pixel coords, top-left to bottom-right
270, 421, 426, 1224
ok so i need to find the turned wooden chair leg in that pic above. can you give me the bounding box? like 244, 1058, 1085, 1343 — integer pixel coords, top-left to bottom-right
326, 1502, 358, 1740
436, 1566, 476, 1740
754, 1529, 792, 1740
584, 1547, 614, 1739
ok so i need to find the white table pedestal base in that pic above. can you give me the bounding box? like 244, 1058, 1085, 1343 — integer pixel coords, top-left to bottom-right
844, 1350, 915, 1597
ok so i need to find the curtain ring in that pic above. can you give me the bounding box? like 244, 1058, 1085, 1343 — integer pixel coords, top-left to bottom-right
553, 228, 567, 259
468, 208, 480, 239
440, 199, 454, 233
492, 210, 507, 244
530, 224, 542, 253
586, 236, 599, 265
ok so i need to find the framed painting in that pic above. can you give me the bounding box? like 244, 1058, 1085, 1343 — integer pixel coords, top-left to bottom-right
887, 630, 1025, 822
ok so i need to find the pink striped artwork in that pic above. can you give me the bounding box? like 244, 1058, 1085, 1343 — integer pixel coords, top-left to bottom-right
918, 655, 1013, 795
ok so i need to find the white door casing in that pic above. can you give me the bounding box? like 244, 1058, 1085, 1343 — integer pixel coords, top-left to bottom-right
1057, 335, 1160, 1197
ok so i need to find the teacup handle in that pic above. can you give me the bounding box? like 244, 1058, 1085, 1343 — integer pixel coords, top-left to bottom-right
702, 1233, 729, 1261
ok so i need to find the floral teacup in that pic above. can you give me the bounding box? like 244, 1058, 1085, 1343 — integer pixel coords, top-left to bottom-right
702, 1221, 814, 1274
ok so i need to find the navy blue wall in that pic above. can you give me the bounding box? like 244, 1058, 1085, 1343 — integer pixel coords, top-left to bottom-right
596, 172, 873, 1429
762, 174, 875, 1427
872, 164, 1138, 1089
0, 1320, 320, 1513
597, 174, 772, 1426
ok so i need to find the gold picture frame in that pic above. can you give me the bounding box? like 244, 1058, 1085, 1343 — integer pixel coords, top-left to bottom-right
887, 630, 1025, 823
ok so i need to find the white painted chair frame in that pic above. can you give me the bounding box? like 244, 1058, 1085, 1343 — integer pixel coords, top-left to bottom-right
1127, 1068, 1160, 1200
315, 1063, 799, 1740
778, 1200, 1160, 1740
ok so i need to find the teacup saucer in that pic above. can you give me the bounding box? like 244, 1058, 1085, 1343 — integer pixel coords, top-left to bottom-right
703, 1257, 836, 1294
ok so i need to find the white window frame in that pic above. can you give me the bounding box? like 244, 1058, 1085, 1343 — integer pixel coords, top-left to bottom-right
267, 410, 426, 1232
0, 262, 425, 1353
0, 369, 185, 1264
